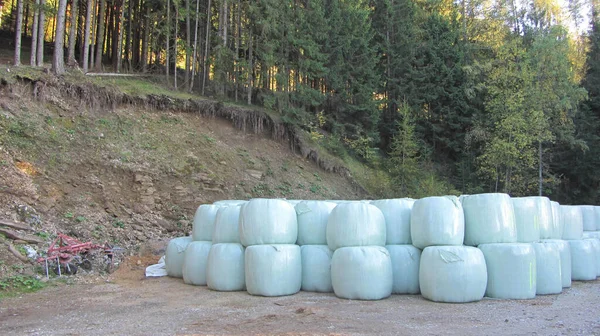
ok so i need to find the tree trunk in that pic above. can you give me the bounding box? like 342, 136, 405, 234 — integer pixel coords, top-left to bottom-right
185, 0, 190, 87
83, 0, 93, 72
90, 0, 97, 67
36, 0, 46, 67
189, 0, 200, 92
30, 0, 40, 65
174, 1, 178, 89
538, 141, 543, 196
14, 0, 23, 66
141, 3, 149, 72
201, 0, 211, 95
51, 0, 58, 42
247, 33, 252, 105
166, 0, 170, 80
94, 0, 106, 71
234, 0, 240, 101
53, 0, 68, 74
115, 0, 125, 72
24, 1, 29, 38
125, 0, 132, 70
67, 0, 79, 66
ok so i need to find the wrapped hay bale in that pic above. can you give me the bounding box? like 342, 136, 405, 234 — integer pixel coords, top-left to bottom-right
212, 205, 242, 244
561, 205, 583, 240
300, 245, 333, 293
295, 201, 337, 245
165, 236, 193, 278
331, 246, 393, 300
245, 245, 301, 296
326, 202, 386, 251
584, 238, 600, 276
532, 242, 562, 295
511, 197, 541, 243
371, 198, 415, 245
182, 241, 212, 286
386, 245, 421, 294
206, 243, 246, 291
550, 201, 563, 239
191, 204, 221, 241
461, 193, 517, 246
239, 199, 298, 246
541, 239, 572, 288
410, 196, 464, 249
419, 246, 487, 303
213, 200, 247, 206
478, 243, 536, 299
581, 206, 598, 232
567, 240, 597, 281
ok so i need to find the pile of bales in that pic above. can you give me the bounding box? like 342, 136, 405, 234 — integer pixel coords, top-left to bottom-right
164, 195, 600, 302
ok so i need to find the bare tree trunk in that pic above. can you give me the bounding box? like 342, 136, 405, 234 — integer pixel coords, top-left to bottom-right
141, 3, 149, 72
538, 141, 543, 196
67, 0, 79, 66
234, 0, 240, 101
115, 0, 125, 72
30, 0, 40, 65
94, 0, 106, 71
247, 33, 252, 105
166, 0, 170, 80
189, 0, 200, 92
125, 0, 132, 70
185, 0, 190, 87
50, 0, 58, 42
14, 0, 23, 66
36, 0, 46, 66
201, 0, 211, 95
90, 0, 97, 68
83, 0, 93, 72
174, 1, 178, 89
53, 0, 68, 74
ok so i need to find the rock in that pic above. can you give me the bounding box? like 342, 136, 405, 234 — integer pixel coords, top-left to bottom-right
246, 169, 263, 180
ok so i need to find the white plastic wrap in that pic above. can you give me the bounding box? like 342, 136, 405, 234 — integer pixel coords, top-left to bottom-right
419, 246, 487, 303
541, 239, 572, 288
326, 203, 386, 250
478, 243, 536, 299
567, 240, 597, 281
532, 242, 562, 295
212, 205, 242, 244
213, 200, 247, 206
245, 245, 302, 296
511, 197, 540, 243
371, 199, 415, 245
584, 238, 600, 276
580, 206, 598, 231
583, 231, 600, 239
295, 201, 337, 245
206, 243, 246, 291
386, 245, 421, 294
461, 193, 517, 246
286, 200, 304, 206
239, 199, 298, 246
191, 204, 221, 241
550, 201, 563, 239
182, 241, 212, 286
331, 246, 393, 300
561, 205, 583, 240
410, 196, 465, 249
165, 236, 193, 278
300, 245, 333, 293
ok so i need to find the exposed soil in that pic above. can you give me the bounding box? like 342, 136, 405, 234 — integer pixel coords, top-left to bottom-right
0, 262, 599, 336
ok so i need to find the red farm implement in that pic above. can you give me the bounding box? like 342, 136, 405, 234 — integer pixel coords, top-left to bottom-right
36, 233, 114, 277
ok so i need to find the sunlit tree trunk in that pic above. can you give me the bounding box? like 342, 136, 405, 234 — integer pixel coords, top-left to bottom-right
14, 0, 23, 66
67, 0, 79, 66
30, 0, 39, 65
83, 0, 93, 72
94, 0, 106, 71
36, 0, 46, 66
53, 0, 68, 74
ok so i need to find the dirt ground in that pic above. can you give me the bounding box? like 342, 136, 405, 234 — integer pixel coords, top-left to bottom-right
1, 258, 599, 336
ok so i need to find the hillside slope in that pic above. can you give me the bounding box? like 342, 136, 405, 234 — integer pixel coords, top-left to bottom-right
0, 68, 368, 281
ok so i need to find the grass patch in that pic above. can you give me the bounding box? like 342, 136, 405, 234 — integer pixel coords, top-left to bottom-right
0, 275, 46, 298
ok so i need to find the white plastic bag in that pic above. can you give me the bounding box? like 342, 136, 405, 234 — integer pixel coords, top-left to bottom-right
212, 205, 242, 244
532, 242, 562, 295
245, 245, 301, 296
295, 201, 337, 245
411, 196, 465, 249
584, 238, 600, 277
419, 246, 487, 303
182, 241, 212, 286
239, 199, 298, 246
371, 199, 415, 245
386, 245, 421, 294
145, 256, 167, 277
461, 193, 517, 246
512, 197, 541, 243
541, 239, 571, 288
213, 200, 247, 206
580, 206, 598, 231
165, 236, 193, 278
478, 243, 536, 299
550, 201, 563, 239
206, 243, 246, 291
568, 240, 597, 281
300, 245, 333, 293
191, 205, 221, 241
561, 205, 583, 240
326, 202, 386, 251
331, 246, 393, 300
